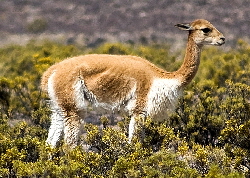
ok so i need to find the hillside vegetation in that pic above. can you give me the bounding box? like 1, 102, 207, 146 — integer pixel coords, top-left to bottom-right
1, 0, 250, 47
0, 41, 250, 177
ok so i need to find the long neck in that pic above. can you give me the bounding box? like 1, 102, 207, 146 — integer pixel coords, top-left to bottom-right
173, 33, 203, 86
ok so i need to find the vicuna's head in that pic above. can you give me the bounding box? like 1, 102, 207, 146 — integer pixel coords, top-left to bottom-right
175, 19, 225, 46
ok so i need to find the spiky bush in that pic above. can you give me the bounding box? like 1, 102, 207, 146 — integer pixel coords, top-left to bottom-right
0, 40, 249, 177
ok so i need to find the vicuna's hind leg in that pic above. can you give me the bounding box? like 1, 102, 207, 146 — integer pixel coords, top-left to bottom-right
63, 111, 81, 148
46, 72, 65, 147
46, 109, 64, 147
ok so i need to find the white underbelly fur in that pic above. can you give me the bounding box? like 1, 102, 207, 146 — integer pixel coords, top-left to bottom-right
73, 79, 137, 115
73, 77, 182, 121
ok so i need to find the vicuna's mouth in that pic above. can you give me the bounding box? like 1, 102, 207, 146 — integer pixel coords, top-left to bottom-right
216, 41, 225, 46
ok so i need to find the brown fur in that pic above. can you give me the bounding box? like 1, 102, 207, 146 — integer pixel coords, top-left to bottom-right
41, 19, 225, 147
41, 54, 171, 113
174, 19, 225, 86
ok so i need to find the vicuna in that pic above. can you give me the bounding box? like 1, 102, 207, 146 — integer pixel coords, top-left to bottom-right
41, 19, 225, 148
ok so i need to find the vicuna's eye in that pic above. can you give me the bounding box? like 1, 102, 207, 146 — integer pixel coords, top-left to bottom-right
201, 28, 212, 33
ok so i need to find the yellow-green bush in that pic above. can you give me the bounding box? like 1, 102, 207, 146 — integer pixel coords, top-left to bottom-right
0, 41, 249, 177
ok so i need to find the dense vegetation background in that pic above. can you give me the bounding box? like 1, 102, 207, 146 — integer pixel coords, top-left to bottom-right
0, 40, 250, 177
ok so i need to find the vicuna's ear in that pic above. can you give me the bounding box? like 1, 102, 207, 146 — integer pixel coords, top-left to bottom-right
175, 23, 193, 31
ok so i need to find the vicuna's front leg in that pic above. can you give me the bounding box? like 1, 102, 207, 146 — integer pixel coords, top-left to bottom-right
63, 111, 81, 148
128, 115, 146, 143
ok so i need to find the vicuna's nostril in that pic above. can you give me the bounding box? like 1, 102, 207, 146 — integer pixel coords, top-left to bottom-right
220, 37, 225, 41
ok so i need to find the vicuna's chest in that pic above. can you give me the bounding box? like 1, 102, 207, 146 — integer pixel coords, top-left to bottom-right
145, 78, 183, 121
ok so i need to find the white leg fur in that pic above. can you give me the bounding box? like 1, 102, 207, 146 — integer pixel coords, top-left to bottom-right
128, 116, 136, 143
46, 111, 64, 147
128, 115, 147, 143
46, 72, 65, 147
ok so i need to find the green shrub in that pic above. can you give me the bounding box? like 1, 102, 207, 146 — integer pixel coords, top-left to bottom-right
0, 41, 249, 177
